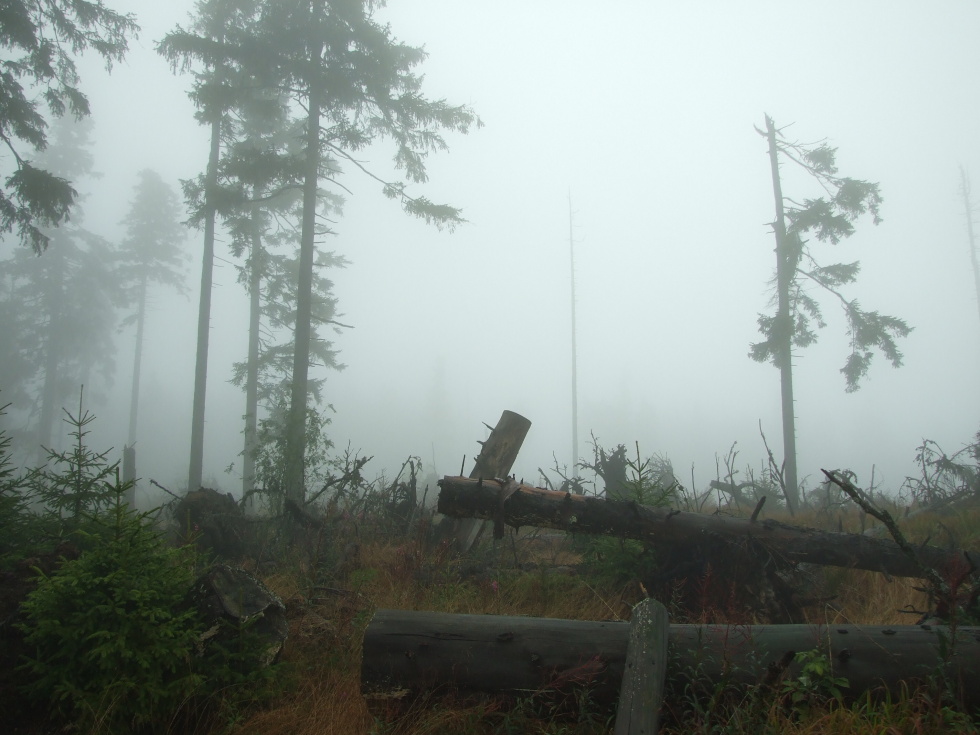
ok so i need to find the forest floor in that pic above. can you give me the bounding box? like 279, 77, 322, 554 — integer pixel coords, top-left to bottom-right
221, 501, 980, 735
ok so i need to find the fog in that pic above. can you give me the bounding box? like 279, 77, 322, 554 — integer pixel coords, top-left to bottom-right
7, 1, 980, 501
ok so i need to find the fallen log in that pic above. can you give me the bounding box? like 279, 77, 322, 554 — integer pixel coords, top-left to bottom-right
362, 608, 980, 711
437, 476, 975, 580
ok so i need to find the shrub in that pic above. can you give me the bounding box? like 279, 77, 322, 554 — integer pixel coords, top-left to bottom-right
576, 443, 675, 587
18, 481, 204, 733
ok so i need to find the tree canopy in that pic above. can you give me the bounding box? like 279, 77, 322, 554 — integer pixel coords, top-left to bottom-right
0, 116, 119, 450
160, 0, 481, 508
750, 123, 911, 393
116, 169, 188, 310
0, 0, 137, 253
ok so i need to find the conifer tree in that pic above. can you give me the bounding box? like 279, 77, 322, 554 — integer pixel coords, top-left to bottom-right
159, 0, 263, 493
252, 0, 481, 509
116, 169, 188, 449
0, 0, 137, 252
220, 90, 346, 507
752, 115, 912, 512
0, 117, 118, 453
164, 0, 480, 511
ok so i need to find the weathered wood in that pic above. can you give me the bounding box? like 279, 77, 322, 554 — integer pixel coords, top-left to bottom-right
709, 479, 758, 507
470, 410, 532, 481
437, 476, 974, 579
361, 609, 980, 711
452, 411, 531, 553
615, 599, 668, 735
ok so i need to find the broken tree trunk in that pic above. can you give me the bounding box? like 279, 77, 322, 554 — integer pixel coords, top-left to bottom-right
437, 476, 974, 579
361, 608, 980, 712
451, 411, 531, 553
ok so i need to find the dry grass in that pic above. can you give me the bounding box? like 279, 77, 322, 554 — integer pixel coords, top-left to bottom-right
803, 567, 929, 626
229, 533, 634, 735
223, 504, 979, 735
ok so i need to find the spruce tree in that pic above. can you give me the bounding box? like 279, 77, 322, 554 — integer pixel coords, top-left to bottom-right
0, 0, 137, 252
116, 169, 188, 451
252, 0, 481, 510
220, 90, 346, 507
159, 0, 264, 493
751, 115, 912, 512
0, 117, 118, 453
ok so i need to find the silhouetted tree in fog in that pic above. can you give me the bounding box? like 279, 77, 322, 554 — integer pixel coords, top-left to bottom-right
751, 115, 911, 513
161, 0, 480, 513
159, 0, 263, 493
217, 89, 346, 508
254, 0, 482, 512
0, 0, 136, 253
0, 117, 118, 452
958, 167, 980, 335
116, 169, 188, 450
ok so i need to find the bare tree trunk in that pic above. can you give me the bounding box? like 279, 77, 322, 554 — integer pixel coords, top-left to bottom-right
188, 115, 221, 493
764, 115, 800, 513
615, 598, 668, 735
568, 193, 579, 477
959, 166, 980, 334
123, 272, 148, 507
452, 410, 532, 552
38, 243, 64, 454
122, 444, 136, 506
284, 33, 325, 512
242, 221, 262, 512
128, 273, 147, 446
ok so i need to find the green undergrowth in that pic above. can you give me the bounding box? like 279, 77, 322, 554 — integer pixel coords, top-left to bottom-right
5, 401, 980, 734
3, 401, 286, 734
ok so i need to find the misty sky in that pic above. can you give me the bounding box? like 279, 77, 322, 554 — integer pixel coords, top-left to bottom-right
16, 0, 980, 501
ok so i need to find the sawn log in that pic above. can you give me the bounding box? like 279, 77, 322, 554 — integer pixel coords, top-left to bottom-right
362, 608, 980, 711
437, 476, 975, 579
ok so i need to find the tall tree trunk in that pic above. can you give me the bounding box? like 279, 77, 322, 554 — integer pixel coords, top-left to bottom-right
38, 243, 64, 454
188, 115, 221, 492
959, 166, 980, 334
128, 273, 148, 446
125, 272, 148, 506
764, 115, 800, 514
568, 193, 579, 477
284, 35, 325, 511
242, 218, 262, 512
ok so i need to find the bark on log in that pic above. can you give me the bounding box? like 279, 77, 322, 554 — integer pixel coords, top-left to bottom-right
451, 411, 531, 553
615, 598, 668, 734
437, 476, 975, 579
362, 609, 980, 711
